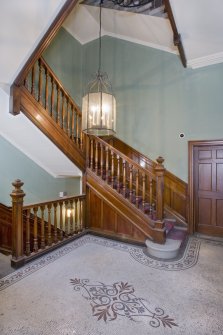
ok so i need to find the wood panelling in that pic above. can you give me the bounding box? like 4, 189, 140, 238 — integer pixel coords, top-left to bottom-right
116, 215, 133, 237
107, 136, 188, 226
88, 190, 102, 230
19, 86, 85, 171
86, 170, 166, 244
0, 204, 12, 253
103, 202, 116, 233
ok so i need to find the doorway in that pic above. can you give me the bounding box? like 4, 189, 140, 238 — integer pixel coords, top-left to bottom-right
189, 140, 223, 237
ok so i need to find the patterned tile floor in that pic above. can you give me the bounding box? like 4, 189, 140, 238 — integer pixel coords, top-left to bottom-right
0, 234, 223, 335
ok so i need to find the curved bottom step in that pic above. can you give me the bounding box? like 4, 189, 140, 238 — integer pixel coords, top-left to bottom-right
145, 238, 182, 259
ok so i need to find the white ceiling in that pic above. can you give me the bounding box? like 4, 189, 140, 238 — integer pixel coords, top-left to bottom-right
63, 0, 223, 69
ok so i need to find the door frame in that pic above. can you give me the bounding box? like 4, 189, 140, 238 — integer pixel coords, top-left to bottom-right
188, 139, 223, 234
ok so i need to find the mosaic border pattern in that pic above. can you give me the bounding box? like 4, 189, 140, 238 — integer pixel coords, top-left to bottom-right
0, 235, 201, 291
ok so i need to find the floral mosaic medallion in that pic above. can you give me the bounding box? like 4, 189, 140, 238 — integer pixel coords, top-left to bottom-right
70, 278, 178, 329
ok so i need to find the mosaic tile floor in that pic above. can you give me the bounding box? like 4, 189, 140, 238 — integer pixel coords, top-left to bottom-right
0, 235, 223, 335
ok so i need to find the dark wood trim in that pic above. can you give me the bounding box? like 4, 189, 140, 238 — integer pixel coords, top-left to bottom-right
164, 0, 187, 67
188, 139, 223, 234
19, 86, 86, 171
0, 204, 12, 253
86, 169, 166, 244
13, 0, 79, 86
108, 136, 188, 226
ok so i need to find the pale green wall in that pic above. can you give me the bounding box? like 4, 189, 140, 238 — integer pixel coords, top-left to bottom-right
83, 36, 223, 182
0, 136, 80, 206
44, 29, 223, 182
43, 27, 83, 106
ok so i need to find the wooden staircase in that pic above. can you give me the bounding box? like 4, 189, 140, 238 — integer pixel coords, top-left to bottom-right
7, 55, 188, 266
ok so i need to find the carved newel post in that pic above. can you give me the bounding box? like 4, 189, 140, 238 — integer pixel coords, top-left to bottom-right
154, 157, 165, 228
10, 179, 26, 268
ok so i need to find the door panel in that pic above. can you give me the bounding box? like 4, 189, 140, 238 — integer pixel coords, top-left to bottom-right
194, 145, 223, 236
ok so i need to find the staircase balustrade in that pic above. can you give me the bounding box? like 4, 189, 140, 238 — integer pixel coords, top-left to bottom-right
10, 179, 85, 268
87, 135, 165, 229
23, 57, 84, 152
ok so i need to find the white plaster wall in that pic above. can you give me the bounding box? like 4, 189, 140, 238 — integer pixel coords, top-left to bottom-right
0, 88, 81, 178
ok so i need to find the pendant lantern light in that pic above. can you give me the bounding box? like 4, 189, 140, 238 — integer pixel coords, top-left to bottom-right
82, 1, 116, 136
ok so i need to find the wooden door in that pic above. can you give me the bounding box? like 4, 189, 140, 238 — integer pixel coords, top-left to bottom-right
193, 145, 223, 236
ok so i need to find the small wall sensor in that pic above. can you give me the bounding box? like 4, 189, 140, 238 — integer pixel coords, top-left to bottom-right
59, 191, 67, 198
179, 133, 185, 138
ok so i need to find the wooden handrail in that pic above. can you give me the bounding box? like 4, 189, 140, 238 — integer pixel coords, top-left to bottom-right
22, 56, 85, 154
13, 0, 79, 87
88, 135, 165, 225
10, 179, 86, 268
38, 57, 81, 117
90, 135, 156, 180
23, 194, 85, 210
106, 135, 188, 225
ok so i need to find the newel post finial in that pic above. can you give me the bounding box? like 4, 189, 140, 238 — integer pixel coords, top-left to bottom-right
10, 179, 26, 268
154, 157, 165, 225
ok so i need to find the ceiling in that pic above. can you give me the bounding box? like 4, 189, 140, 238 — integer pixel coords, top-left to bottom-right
63, 0, 223, 69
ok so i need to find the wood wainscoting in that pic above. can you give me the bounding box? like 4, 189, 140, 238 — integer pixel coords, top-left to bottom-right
0, 204, 12, 253
86, 169, 165, 244
189, 140, 223, 237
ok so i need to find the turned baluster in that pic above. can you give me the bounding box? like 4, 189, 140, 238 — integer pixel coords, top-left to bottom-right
80, 200, 83, 231
100, 143, 104, 178
95, 141, 99, 174
62, 95, 67, 132
111, 151, 115, 188
53, 203, 58, 243
31, 63, 35, 97
80, 131, 84, 151
149, 177, 153, 213
135, 170, 139, 207
25, 209, 31, 256
122, 160, 126, 197
76, 113, 79, 144
47, 204, 52, 246
116, 155, 120, 192
71, 106, 75, 140
67, 102, 71, 137
69, 199, 74, 234
129, 165, 133, 202
10, 179, 26, 267
155, 156, 165, 225
56, 85, 60, 125
105, 146, 109, 183
38, 59, 42, 103
59, 202, 63, 240
90, 139, 94, 169
45, 67, 49, 111
142, 173, 146, 210
65, 200, 69, 236
61, 93, 65, 129
74, 199, 78, 233
50, 77, 54, 118
40, 205, 45, 249
33, 206, 38, 252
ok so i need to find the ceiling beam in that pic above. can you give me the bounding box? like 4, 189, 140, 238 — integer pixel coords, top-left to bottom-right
164, 0, 187, 67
